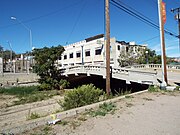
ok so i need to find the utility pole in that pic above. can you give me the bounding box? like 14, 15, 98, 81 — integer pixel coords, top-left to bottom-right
1, 47, 4, 76
7, 41, 13, 72
171, 7, 180, 51
11, 16, 32, 74
157, 0, 168, 87
105, 0, 110, 95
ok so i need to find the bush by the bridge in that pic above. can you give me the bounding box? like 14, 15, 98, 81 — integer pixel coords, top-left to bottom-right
38, 79, 70, 91
59, 79, 70, 90
61, 84, 104, 110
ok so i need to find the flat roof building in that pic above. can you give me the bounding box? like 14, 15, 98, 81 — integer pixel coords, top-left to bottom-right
0, 57, 3, 73
58, 34, 147, 68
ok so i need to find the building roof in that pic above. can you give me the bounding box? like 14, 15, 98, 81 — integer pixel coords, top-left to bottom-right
85, 34, 104, 42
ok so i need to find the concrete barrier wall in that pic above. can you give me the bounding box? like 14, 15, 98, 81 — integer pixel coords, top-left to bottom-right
0, 73, 39, 85
132, 64, 180, 70
61, 65, 158, 85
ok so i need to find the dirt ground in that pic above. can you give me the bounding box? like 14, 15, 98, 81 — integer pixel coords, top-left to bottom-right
0, 94, 18, 108
0, 95, 63, 134
22, 91, 180, 135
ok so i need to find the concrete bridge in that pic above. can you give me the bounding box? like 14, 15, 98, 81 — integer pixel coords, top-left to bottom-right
60, 64, 180, 86
60, 65, 158, 85
0, 64, 179, 87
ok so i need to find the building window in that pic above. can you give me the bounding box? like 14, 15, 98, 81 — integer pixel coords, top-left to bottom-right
64, 55, 67, 60
58, 56, 61, 60
85, 50, 90, 57
70, 63, 74, 66
76, 52, 81, 58
117, 45, 120, 50
126, 47, 129, 53
97, 40, 102, 44
95, 48, 101, 55
69, 53, 73, 58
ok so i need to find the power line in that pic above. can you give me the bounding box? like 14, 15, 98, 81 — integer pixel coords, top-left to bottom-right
171, 7, 180, 51
0, 0, 83, 29
112, 0, 178, 37
138, 36, 159, 44
66, 0, 86, 44
110, 0, 179, 39
111, 0, 159, 29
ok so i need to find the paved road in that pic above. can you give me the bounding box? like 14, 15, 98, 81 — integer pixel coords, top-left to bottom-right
136, 68, 180, 85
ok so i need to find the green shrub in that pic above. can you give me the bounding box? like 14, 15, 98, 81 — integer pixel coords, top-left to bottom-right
27, 112, 40, 120
114, 89, 131, 96
0, 86, 60, 105
61, 84, 103, 110
38, 83, 52, 91
175, 86, 180, 91
38, 79, 70, 90
148, 85, 159, 92
59, 79, 70, 90
89, 102, 116, 117
13, 90, 58, 105
0, 86, 38, 96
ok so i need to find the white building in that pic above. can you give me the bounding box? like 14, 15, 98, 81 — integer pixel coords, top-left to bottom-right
58, 34, 147, 68
0, 57, 3, 73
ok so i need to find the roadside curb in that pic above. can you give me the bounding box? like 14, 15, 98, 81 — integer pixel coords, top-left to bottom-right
1, 90, 148, 134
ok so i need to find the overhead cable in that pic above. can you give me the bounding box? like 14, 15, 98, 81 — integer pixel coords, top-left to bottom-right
110, 0, 179, 39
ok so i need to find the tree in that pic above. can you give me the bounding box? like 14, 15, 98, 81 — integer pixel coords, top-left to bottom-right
0, 45, 3, 52
118, 46, 164, 67
117, 46, 136, 67
2, 50, 16, 62
142, 49, 162, 64
32, 45, 65, 90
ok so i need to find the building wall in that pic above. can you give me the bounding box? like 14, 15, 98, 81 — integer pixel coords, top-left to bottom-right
58, 37, 106, 67
0, 57, 3, 73
58, 35, 146, 68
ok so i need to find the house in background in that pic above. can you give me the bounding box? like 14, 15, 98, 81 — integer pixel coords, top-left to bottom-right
2, 54, 32, 73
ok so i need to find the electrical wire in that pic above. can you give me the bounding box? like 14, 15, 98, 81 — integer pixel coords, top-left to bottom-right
65, 0, 86, 44
0, 0, 83, 29
111, 0, 159, 29
110, 0, 179, 39
138, 36, 159, 44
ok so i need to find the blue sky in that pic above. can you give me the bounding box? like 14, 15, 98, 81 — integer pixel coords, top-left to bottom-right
0, 0, 180, 57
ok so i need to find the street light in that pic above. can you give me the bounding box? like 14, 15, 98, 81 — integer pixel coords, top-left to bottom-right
11, 16, 32, 74
145, 50, 148, 64
11, 16, 32, 50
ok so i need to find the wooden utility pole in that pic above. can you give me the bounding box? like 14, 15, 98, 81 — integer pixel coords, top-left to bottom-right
158, 0, 168, 87
171, 7, 180, 51
105, 0, 110, 95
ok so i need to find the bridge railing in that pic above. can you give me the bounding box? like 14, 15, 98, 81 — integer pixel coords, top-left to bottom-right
131, 64, 180, 70
60, 65, 158, 85
62, 65, 157, 79
60, 65, 106, 76
60, 65, 157, 75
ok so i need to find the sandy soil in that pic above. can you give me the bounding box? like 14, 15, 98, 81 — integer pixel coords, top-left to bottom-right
0, 95, 63, 133
0, 94, 18, 108
23, 91, 180, 135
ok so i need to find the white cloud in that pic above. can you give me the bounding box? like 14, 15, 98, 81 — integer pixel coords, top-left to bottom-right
151, 44, 161, 52
168, 53, 180, 57
149, 43, 179, 57
166, 46, 178, 51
